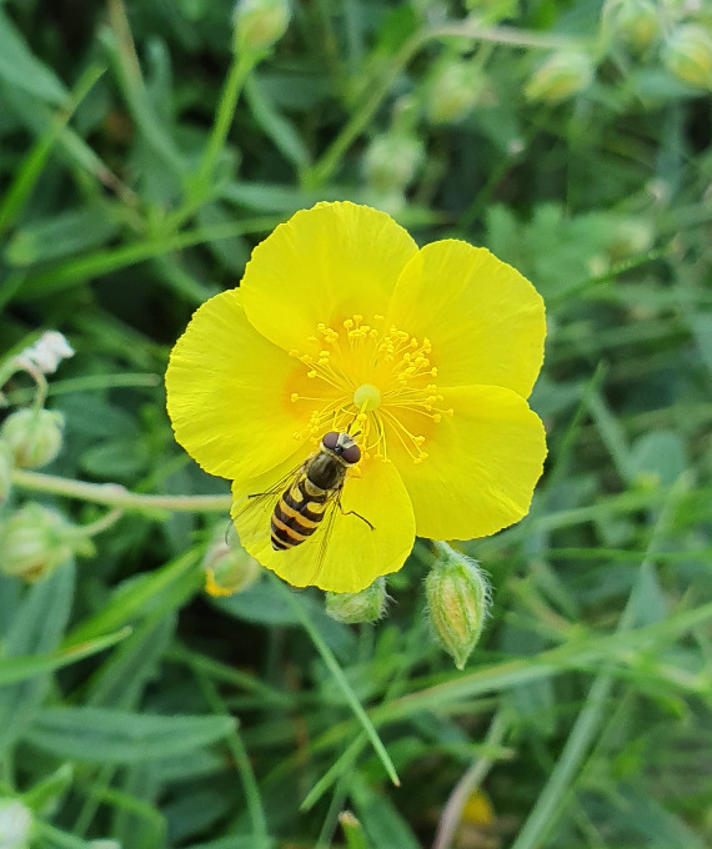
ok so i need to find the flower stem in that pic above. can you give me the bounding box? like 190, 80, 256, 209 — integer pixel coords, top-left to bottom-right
11, 468, 232, 513
432, 709, 509, 849
78, 507, 124, 537
270, 575, 401, 787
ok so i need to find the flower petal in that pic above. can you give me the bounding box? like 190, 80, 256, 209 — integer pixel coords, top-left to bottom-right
391, 384, 547, 540
165, 289, 310, 479
241, 201, 418, 353
387, 240, 546, 398
231, 453, 415, 593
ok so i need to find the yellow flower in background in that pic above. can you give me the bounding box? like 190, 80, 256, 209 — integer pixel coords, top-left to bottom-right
165, 201, 547, 593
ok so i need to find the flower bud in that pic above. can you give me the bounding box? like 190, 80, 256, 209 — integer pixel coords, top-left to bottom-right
0, 504, 75, 582
0, 799, 33, 849
426, 550, 490, 670
1, 408, 64, 469
325, 577, 388, 624
525, 51, 594, 103
426, 61, 485, 124
14, 331, 74, 376
0, 440, 13, 504
363, 133, 424, 194
233, 0, 290, 54
203, 532, 261, 597
664, 24, 712, 89
602, 0, 660, 53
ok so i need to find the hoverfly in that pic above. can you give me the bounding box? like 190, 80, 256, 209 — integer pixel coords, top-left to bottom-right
260, 431, 373, 551
232, 431, 374, 584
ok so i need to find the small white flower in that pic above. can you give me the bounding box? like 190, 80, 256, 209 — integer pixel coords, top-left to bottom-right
0, 798, 33, 849
14, 331, 74, 375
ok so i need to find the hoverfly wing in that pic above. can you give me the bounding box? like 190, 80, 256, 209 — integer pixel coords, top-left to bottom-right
231, 458, 308, 523
302, 488, 343, 588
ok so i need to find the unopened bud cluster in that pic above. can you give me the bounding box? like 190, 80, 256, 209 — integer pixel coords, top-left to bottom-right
426, 549, 490, 670
664, 24, 712, 89
233, 0, 291, 54
602, 0, 661, 53
426, 61, 485, 124
0, 503, 91, 583
326, 577, 388, 624
363, 133, 424, 195
0, 440, 13, 503
2, 408, 64, 469
525, 51, 594, 103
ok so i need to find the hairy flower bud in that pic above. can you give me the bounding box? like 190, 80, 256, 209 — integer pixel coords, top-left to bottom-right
0, 440, 13, 504
0, 799, 33, 849
1, 408, 64, 469
203, 533, 261, 597
325, 577, 388, 624
233, 0, 290, 54
363, 133, 424, 194
525, 51, 594, 103
664, 24, 712, 89
426, 61, 484, 124
426, 550, 490, 669
602, 0, 660, 53
0, 504, 75, 582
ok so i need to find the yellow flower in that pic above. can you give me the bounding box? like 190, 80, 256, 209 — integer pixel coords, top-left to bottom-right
165, 202, 546, 593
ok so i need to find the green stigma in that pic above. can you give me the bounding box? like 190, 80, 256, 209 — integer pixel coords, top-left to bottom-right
353, 383, 381, 411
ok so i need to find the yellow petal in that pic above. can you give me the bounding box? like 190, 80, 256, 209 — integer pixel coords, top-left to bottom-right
230, 452, 415, 593
387, 240, 546, 398
165, 289, 309, 479
391, 384, 547, 540
241, 201, 418, 353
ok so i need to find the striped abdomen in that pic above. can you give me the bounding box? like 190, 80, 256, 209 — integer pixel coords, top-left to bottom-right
270, 475, 329, 551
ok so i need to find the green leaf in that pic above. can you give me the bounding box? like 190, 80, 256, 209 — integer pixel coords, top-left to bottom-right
0, 627, 132, 687
0, 10, 67, 104
245, 73, 311, 169
352, 777, 420, 849
216, 579, 356, 660
26, 707, 237, 763
629, 432, 687, 488
0, 563, 75, 748
85, 615, 176, 709
5, 205, 121, 267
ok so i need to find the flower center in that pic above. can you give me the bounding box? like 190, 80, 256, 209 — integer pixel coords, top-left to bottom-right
353, 383, 381, 410
289, 313, 453, 462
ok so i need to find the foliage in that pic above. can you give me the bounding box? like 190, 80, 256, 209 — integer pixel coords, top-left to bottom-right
1, 0, 711, 847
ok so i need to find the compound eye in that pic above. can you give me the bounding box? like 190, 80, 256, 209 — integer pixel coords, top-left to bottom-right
341, 443, 361, 464
322, 431, 340, 451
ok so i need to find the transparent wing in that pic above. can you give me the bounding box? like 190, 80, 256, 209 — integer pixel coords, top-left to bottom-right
303, 488, 342, 588
231, 457, 308, 523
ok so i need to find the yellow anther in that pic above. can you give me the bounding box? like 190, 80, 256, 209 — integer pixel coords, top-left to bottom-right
307, 370, 317, 378
290, 393, 299, 402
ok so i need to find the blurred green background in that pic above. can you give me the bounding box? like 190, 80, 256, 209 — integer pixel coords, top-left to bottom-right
1, 0, 712, 847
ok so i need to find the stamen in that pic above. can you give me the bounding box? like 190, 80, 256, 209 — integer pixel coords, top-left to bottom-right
288, 313, 450, 462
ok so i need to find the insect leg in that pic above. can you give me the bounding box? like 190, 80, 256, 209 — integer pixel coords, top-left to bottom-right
336, 495, 374, 530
